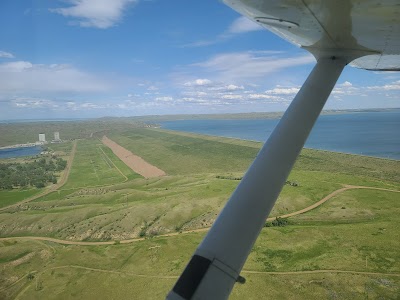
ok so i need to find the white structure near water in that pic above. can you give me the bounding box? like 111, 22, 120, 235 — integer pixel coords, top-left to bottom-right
38, 133, 46, 142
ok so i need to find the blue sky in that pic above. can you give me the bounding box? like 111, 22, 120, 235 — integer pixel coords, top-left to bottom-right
0, 0, 399, 120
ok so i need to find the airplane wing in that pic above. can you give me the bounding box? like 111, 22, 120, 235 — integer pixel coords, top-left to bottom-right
167, 1, 400, 299
224, 0, 400, 70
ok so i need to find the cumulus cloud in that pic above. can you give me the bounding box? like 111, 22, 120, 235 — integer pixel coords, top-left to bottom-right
206, 84, 244, 92
182, 91, 208, 98
340, 81, 353, 87
265, 87, 300, 95
81, 102, 103, 109
332, 81, 359, 97
183, 78, 212, 86
225, 84, 244, 91
367, 80, 400, 91
10, 97, 114, 111
155, 96, 173, 102
51, 0, 137, 29
11, 98, 58, 109
221, 94, 243, 100
0, 51, 14, 58
248, 93, 280, 100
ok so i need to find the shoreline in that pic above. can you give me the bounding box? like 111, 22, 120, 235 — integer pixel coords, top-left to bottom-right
156, 128, 400, 162
0, 143, 44, 151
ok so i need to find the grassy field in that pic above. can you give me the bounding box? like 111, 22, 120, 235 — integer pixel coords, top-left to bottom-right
0, 189, 42, 208
0, 127, 399, 299
61, 139, 140, 190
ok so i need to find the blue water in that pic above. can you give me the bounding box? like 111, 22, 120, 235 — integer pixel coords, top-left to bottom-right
161, 111, 400, 160
0, 146, 42, 159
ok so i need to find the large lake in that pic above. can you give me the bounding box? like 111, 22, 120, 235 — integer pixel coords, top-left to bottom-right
0, 146, 42, 159
161, 111, 400, 160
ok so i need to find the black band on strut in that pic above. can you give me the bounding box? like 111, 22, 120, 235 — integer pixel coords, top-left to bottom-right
172, 255, 212, 299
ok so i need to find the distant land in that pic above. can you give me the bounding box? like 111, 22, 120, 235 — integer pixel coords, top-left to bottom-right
0, 108, 399, 149
129, 107, 400, 122
0, 108, 399, 124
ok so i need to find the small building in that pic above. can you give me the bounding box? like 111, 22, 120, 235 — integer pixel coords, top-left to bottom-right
38, 133, 46, 142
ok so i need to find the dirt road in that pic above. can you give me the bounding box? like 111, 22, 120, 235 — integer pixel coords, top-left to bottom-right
4, 264, 399, 297
266, 184, 400, 221
101, 136, 166, 178
241, 269, 400, 277
0, 140, 77, 212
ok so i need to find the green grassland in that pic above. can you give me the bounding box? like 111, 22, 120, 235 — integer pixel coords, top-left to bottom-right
0, 189, 41, 208
62, 139, 141, 190
0, 127, 399, 299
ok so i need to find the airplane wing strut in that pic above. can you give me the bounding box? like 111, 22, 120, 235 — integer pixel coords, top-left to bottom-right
167, 57, 345, 300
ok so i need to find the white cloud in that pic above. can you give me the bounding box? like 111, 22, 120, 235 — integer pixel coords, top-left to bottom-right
0, 51, 14, 58
193, 51, 315, 82
332, 82, 359, 97
155, 96, 173, 102
51, 0, 137, 29
221, 94, 243, 100
1, 61, 33, 71
226, 84, 244, 91
183, 78, 212, 86
340, 81, 353, 87
367, 80, 400, 91
11, 97, 63, 109
265, 87, 300, 95
182, 91, 208, 97
228, 16, 263, 34
10, 97, 115, 111
207, 84, 244, 91
248, 93, 279, 100
81, 102, 102, 108
0, 60, 112, 95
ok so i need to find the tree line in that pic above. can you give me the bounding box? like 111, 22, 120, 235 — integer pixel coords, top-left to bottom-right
0, 157, 67, 189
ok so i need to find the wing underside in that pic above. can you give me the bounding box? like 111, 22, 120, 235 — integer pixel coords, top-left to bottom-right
224, 0, 400, 70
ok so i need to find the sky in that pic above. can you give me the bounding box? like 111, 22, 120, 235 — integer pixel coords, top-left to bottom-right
0, 0, 399, 120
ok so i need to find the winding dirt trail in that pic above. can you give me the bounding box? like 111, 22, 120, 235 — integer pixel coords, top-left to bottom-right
4, 264, 400, 295
0, 141, 77, 212
241, 269, 400, 277
266, 184, 400, 221
0, 184, 398, 245
4, 263, 400, 295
